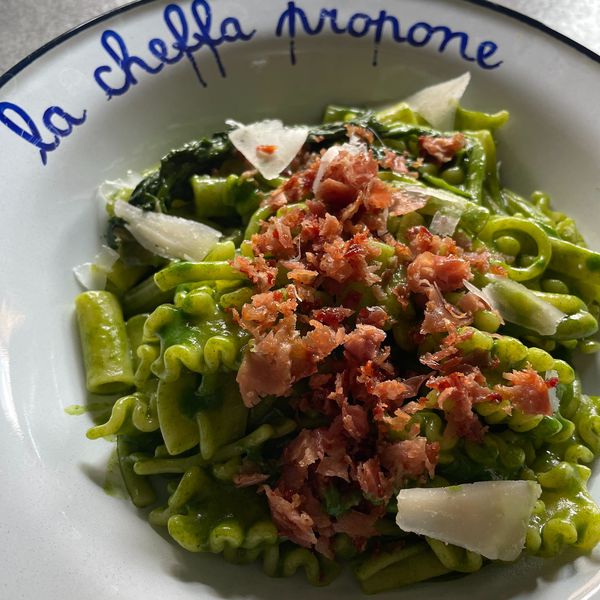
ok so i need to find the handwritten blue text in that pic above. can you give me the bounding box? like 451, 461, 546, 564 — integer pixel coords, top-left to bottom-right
0, 102, 87, 165
276, 2, 503, 69
94, 0, 256, 98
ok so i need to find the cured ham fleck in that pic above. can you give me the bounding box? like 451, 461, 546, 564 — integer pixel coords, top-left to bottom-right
333, 509, 380, 540
389, 188, 429, 216
496, 367, 553, 415
420, 282, 472, 334
427, 369, 498, 440
291, 320, 344, 380
371, 380, 411, 404
380, 437, 439, 483
236, 315, 297, 407
407, 225, 461, 257
319, 232, 381, 285
229, 135, 514, 556
341, 401, 370, 441
345, 124, 375, 144
231, 255, 277, 292
312, 306, 354, 328
235, 287, 297, 338
380, 149, 413, 176
356, 457, 393, 502
419, 133, 465, 163
407, 251, 472, 293
357, 306, 389, 328
344, 324, 387, 364
263, 487, 317, 548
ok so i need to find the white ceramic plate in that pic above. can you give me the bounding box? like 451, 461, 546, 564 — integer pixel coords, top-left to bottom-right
1, 1, 599, 598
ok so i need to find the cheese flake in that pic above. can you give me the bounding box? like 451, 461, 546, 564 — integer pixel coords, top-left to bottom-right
113, 200, 221, 262
403, 72, 471, 130
396, 480, 542, 561
228, 119, 309, 180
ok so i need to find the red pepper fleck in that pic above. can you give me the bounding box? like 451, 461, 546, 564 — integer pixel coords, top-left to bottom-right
257, 144, 278, 155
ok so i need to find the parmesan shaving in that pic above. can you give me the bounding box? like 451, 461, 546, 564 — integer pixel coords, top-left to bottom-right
429, 208, 462, 236
396, 481, 542, 561
73, 245, 120, 290
462, 279, 501, 318
97, 171, 143, 205
403, 72, 471, 130
113, 200, 221, 262
483, 276, 565, 336
228, 119, 309, 180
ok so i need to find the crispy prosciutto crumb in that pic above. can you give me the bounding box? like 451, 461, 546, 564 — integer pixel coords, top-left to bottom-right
495, 367, 553, 415
381, 408, 412, 432
427, 369, 498, 440
291, 320, 345, 380
231, 255, 276, 292
341, 401, 370, 441
233, 472, 270, 487
343, 324, 387, 363
230, 135, 513, 557
237, 316, 297, 407
356, 458, 393, 502
263, 487, 317, 548
419, 133, 465, 164
380, 437, 439, 483
345, 124, 375, 144
312, 306, 354, 327
388, 187, 429, 216
407, 251, 472, 293
421, 282, 472, 334
380, 149, 412, 176
407, 225, 461, 256
333, 509, 380, 540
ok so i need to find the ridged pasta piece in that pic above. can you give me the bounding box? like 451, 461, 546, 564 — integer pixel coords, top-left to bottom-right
354, 542, 450, 594
87, 381, 159, 439
426, 538, 483, 572
116, 435, 157, 508
475, 402, 544, 433
196, 373, 248, 460
158, 467, 279, 557
573, 394, 600, 454
276, 544, 341, 586
157, 370, 200, 455
526, 462, 600, 556
133, 418, 296, 476
140, 291, 247, 381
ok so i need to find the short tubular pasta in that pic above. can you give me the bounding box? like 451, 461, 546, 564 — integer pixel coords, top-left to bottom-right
75, 290, 135, 393
75, 85, 600, 595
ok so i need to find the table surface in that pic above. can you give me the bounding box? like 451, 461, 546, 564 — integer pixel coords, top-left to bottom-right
1, 0, 599, 76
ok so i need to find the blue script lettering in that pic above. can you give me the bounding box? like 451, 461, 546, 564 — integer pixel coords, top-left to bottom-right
0, 102, 87, 166
276, 2, 502, 69
94, 0, 256, 98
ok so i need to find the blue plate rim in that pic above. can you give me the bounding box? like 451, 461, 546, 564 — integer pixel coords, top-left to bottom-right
0, 0, 599, 91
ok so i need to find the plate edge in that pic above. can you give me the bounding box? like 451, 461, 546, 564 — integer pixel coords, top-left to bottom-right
0, 0, 599, 91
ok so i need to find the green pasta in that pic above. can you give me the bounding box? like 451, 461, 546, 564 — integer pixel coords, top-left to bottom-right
75, 290, 135, 394
74, 82, 600, 594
